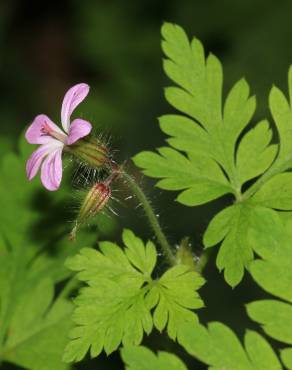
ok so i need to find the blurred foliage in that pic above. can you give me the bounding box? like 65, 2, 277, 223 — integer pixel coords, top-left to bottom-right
1, 0, 292, 369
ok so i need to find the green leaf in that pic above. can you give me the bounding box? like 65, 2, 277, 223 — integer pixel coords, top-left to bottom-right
248, 209, 292, 301
64, 229, 204, 362
244, 330, 282, 370
236, 120, 277, 186
247, 300, 292, 344
0, 238, 72, 370
240, 66, 292, 203
281, 348, 292, 370
148, 264, 204, 339
3, 291, 72, 370
178, 322, 282, 370
251, 172, 292, 210
162, 22, 222, 131
133, 147, 231, 206
134, 22, 272, 207
0, 136, 98, 369
247, 212, 292, 369
121, 346, 188, 370
220, 78, 256, 177
204, 204, 283, 287
204, 203, 255, 287
203, 205, 238, 248
247, 67, 292, 199
269, 70, 292, 172
123, 228, 157, 274
159, 114, 211, 157
132, 22, 285, 286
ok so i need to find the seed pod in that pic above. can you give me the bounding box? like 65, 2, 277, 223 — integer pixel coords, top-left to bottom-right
70, 182, 111, 240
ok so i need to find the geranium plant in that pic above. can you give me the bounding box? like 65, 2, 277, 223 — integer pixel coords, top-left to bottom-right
1, 22, 292, 370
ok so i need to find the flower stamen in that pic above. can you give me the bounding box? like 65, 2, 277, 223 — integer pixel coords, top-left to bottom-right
41, 121, 67, 143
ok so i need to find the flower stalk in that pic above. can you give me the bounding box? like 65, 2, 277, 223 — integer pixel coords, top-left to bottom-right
120, 168, 176, 266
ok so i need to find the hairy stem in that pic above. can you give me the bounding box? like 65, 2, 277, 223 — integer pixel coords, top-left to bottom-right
121, 168, 176, 266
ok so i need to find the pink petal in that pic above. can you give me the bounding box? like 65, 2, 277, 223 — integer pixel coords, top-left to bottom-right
25, 114, 64, 144
66, 119, 92, 145
40, 147, 63, 191
61, 83, 90, 133
26, 141, 61, 180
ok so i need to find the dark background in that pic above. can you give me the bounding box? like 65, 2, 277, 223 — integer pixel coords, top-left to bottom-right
2, 0, 292, 369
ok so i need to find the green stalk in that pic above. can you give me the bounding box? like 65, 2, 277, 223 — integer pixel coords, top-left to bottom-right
121, 169, 176, 266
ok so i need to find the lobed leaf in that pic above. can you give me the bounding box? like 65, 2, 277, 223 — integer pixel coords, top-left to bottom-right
251, 172, 292, 210
0, 239, 72, 370
281, 349, 292, 370
134, 22, 281, 286
247, 212, 292, 369
236, 120, 277, 186
178, 322, 282, 370
64, 229, 204, 362
0, 136, 100, 369
147, 264, 204, 339
134, 22, 267, 206
268, 68, 292, 172
0, 138, 101, 369
204, 204, 272, 287
121, 345, 188, 370
134, 147, 231, 206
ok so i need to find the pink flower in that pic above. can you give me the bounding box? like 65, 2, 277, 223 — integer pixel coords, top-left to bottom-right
25, 83, 92, 191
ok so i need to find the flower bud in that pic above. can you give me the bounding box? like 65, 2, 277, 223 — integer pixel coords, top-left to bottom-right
176, 237, 209, 273
175, 237, 197, 271
70, 182, 111, 240
65, 137, 109, 169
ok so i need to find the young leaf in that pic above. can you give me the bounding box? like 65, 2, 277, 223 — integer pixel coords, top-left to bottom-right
121, 346, 188, 370
178, 322, 282, 370
247, 212, 292, 369
63, 229, 204, 362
